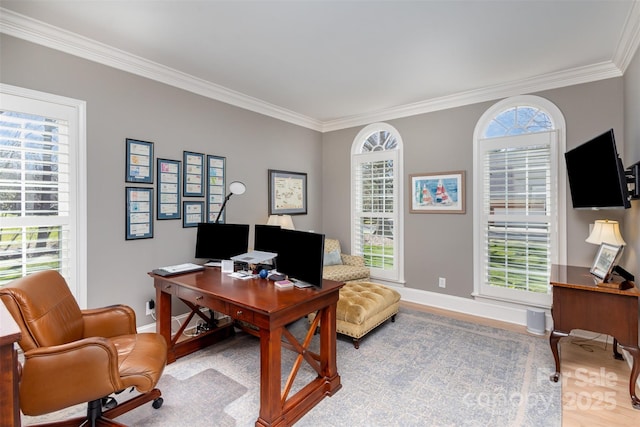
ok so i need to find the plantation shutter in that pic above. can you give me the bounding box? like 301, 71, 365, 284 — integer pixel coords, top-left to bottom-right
478, 131, 556, 305
353, 149, 397, 279
0, 109, 71, 285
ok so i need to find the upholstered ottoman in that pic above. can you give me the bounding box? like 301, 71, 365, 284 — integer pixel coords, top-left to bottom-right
310, 282, 400, 349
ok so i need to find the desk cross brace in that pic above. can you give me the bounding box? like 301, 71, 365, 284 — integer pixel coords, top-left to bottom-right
280, 313, 322, 405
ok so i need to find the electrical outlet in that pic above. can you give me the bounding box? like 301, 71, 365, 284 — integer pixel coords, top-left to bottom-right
145, 299, 155, 316
438, 277, 446, 288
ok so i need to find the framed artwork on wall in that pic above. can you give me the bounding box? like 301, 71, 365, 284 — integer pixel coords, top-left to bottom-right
125, 187, 153, 240
125, 138, 154, 184
183, 200, 204, 228
206, 155, 226, 223
268, 169, 307, 215
409, 170, 465, 214
183, 151, 204, 197
157, 158, 181, 220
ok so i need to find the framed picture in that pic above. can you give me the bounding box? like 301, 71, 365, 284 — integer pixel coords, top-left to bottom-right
590, 243, 623, 281
268, 169, 307, 215
206, 155, 226, 223
409, 170, 465, 214
125, 187, 153, 240
125, 138, 154, 183
157, 158, 181, 220
183, 200, 204, 228
183, 151, 204, 197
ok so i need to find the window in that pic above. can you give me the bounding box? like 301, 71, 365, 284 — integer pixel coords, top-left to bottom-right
473, 96, 566, 307
351, 123, 404, 283
0, 84, 87, 306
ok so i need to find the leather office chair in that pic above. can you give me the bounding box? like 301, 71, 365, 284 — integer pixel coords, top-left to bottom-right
0, 270, 167, 426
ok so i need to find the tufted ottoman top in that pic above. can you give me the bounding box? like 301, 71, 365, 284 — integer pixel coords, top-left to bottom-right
337, 282, 401, 325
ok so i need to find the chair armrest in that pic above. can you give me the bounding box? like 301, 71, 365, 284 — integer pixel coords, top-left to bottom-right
341, 254, 366, 267
20, 338, 123, 416
82, 304, 137, 337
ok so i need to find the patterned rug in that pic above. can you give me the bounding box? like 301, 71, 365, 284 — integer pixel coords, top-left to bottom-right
23, 308, 560, 426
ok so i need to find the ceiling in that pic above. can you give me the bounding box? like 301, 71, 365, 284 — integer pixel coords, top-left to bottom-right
1, 1, 639, 131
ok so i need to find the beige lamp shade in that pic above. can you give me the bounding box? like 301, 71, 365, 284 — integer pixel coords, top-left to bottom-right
267, 214, 295, 230
585, 219, 626, 246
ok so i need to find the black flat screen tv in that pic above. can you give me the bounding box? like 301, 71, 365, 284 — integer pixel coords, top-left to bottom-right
275, 229, 325, 288
194, 223, 250, 261
565, 129, 631, 209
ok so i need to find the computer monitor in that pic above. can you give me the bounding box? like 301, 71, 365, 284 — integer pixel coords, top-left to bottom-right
275, 229, 325, 288
194, 223, 249, 262
253, 224, 282, 253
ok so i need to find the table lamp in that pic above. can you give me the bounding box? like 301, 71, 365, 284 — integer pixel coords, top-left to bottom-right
267, 214, 295, 230
215, 181, 246, 223
585, 219, 625, 246
585, 219, 634, 285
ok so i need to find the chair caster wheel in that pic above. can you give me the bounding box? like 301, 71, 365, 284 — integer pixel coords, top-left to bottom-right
152, 397, 164, 409
102, 396, 117, 410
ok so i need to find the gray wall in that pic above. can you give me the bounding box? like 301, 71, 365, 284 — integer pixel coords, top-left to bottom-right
623, 48, 640, 276
2, 33, 637, 321
0, 35, 323, 323
322, 79, 625, 298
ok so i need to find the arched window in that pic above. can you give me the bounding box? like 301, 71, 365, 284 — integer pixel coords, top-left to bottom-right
351, 123, 404, 284
473, 95, 566, 307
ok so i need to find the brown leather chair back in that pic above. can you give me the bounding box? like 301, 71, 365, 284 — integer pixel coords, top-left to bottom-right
0, 270, 84, 352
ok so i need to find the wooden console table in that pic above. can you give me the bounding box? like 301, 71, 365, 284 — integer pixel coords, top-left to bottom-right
1, 300, 22, 427
549, 264, 640, 409
150, 268, 344, 426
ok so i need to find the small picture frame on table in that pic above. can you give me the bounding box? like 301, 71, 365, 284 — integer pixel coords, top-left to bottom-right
183, 201, 204, 228
590, 242, 623, 282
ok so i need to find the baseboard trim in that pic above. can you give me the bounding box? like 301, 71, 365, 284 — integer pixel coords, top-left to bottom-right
395, 286, 552, 331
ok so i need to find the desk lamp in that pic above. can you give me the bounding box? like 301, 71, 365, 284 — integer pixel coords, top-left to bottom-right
586, 219, 634, 284
215, 181, 246, 223
267, 214, 295, 230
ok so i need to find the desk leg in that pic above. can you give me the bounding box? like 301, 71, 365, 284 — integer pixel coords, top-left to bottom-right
257, 326, 284, 427
319, 302, 341, 392
620, 345, 640, 410
155, 286, 173, 362
549, 329, 568, 382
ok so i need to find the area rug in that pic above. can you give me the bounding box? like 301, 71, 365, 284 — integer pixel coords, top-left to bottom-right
23, 307, 560, 426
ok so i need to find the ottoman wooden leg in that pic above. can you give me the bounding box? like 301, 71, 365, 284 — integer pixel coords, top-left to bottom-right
352, 338, 360, 349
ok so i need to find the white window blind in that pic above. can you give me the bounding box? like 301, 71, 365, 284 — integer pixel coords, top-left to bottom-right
351, 123, 403, 283
478, 131, 556, 306
354, 153, 395, 274
0, 109, 71, 285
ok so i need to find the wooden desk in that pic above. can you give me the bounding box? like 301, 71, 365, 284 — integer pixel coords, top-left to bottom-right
150, 268, 344, 426
1, 301, 22, 427
549, 264, 640, 409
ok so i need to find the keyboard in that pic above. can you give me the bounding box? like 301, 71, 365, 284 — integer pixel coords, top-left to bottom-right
152, 262, 204, 276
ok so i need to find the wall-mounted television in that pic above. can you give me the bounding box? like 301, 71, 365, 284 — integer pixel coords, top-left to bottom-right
275, 229, 325, 288
195, 223, 249, 262
565, 129, 631, 209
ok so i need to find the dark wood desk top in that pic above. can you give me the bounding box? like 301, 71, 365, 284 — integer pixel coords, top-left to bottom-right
550, 264, 639, 297
150, 267, 344, 315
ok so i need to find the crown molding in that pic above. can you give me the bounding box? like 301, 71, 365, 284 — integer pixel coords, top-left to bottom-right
1, 6, 637, 134
613, 0, 640, 72
0, 8, 323, 132
320, 61, 623, 132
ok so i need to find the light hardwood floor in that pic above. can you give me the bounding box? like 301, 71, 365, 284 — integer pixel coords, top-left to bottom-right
400, 302, 640, 426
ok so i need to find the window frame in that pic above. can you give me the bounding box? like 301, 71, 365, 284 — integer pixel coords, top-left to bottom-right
472, 95, 566, 308
351, 123, 404, 284
0, 83, 87, 307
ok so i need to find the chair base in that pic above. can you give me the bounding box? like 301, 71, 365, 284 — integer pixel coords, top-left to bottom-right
26, 389, 162, 427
